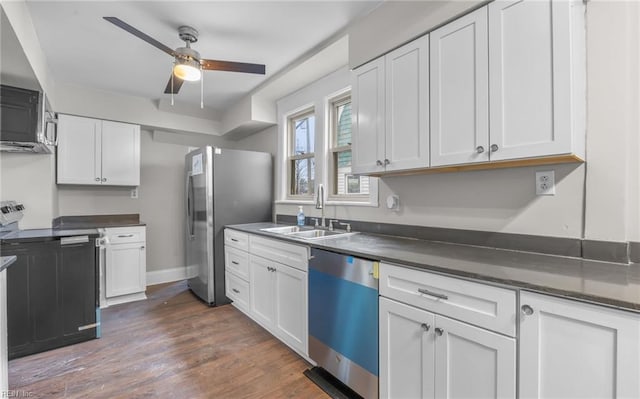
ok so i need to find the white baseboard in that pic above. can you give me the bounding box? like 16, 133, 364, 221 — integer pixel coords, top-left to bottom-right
146, 265, 199, 286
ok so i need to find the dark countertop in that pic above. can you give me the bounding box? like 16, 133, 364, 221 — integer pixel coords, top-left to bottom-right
227, 222, 640, 313
0, 228, 100, 244
52, 214, 145, 229
0, 256, 17, 272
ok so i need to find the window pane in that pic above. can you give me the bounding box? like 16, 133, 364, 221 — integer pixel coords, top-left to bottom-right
291, 157, 315, 196
293, 114, 315, 155
334, 149, 368, 195
336, 101, 351, 147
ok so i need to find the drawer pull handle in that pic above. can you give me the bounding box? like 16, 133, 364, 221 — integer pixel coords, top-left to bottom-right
421, 323, 430, 332
231, 238, 239, 242
435, 327, 444, 336
232, 288, 240, 294
231, 261, 239, 265
118, 234, 134, 238
418, 288, 448, 300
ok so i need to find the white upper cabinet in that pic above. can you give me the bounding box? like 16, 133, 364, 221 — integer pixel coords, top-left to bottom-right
519, 291, 640, 399
57, 114, 140, 186
385, 35, 430, 172
352, 57, 386, 175
488, 0, 585, 161
352, 35, 429, 174
430, 7, 489, 167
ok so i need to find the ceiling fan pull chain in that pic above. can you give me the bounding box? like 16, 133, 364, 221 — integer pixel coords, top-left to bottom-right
200, 66, 204, 109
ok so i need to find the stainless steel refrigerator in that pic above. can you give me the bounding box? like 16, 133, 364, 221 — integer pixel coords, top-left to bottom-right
185, 146, 272, 305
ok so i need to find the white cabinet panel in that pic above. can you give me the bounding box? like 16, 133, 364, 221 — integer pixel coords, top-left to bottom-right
0, 270, 7, 392
380, 297, 435, 399
225, 272, 250, 313
435, 315, 516, 399
101, 120, 140, 186
225, 246, 249, 281
105, 242, 146, 298
224, 229, 249, 252
385, 35, 430, 171
352, 57, 386, 174
249, 255, 275, 327
519, 291, 640, 399
56, 114, 101, 185
430, 7, 489, 166
488, 0, 582, 161
274, 263, 307, 353
249, 235, 308, 271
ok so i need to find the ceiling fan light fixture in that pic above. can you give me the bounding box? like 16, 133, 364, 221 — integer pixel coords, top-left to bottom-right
174, 58, 201, 82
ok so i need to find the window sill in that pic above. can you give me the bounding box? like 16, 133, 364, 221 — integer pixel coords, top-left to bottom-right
276, 199, 378, 208
275, 199, 315, 205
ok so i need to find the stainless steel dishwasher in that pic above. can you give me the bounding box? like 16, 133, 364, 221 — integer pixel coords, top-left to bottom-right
308, 248, 378, 398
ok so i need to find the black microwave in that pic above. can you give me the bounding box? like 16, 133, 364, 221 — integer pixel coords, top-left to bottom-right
0, 84, 55, 153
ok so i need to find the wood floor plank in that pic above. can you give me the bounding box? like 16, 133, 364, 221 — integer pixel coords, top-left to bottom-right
9, 281, 327, 398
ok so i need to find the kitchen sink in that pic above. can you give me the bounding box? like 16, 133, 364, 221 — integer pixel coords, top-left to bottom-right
260, 225, 304, 234
286, 229, 355, 240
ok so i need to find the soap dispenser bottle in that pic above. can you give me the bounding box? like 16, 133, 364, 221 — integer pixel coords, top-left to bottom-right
297, 206, 305, 226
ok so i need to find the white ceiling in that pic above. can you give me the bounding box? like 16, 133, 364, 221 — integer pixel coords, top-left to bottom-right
23, 1, 381, 113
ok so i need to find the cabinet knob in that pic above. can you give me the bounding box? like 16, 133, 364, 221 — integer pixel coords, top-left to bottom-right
376, 160, 383, 166
490, 144, 499, 152
140, 246, 145, 250
421, 323, 431, 332
435, 327, 444, 336
384, 159, 390, 165
476, 146, 485, 154
95, 177, 101, 181
102, 177, 107, 182
521, 304, 534, 316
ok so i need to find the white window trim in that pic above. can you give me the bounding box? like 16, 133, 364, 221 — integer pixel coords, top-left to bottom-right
284, 104, 316, 201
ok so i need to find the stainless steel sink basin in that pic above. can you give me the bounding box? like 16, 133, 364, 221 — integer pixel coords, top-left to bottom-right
260, 226, 303, 234
286, 229, 355, 240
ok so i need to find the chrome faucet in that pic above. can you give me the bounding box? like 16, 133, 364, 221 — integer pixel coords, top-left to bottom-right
315, 184, 325, 228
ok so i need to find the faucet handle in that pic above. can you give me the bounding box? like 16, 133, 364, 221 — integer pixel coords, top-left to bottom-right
328, 219, 339, 231
338, 222, 352, 233
310, 218, 319, 228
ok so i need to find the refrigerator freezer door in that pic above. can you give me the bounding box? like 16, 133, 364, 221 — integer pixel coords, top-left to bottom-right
186, 147, 215, 304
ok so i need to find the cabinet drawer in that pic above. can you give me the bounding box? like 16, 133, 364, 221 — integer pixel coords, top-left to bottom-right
226, 272, 250, 312
380, 263, 516, 336
225, 229, 249, 252
225, 247, 249, 281
249, 235, 309, 271
104, 226, 145, 244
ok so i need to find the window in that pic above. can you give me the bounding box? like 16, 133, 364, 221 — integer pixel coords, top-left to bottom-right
329, 94, 369, 198
288, 109, 315, 197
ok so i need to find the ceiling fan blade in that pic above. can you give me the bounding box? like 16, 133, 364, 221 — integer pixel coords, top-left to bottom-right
104, 17, 175, 57
164, 75, 185, 94
201, 59, 266, 75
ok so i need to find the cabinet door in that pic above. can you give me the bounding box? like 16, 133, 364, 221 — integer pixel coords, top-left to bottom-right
105, 242, 146, 298
430, 7, 489, 167
273, 263, 307, 354
248, 255, 275, 328
351, 57, 385, 174
380, 297, 435, 399
56, 114, 102, 185
520, 292, 640, 399
60, 242, 97, 336
101, 120, 140, 186
385, 35, 430, 172
434, 315, 516, 399
488, 0, 576, 161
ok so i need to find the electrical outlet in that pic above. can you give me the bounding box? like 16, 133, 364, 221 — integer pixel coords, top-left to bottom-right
131, 188, 138, 199
535, 171, 555, 195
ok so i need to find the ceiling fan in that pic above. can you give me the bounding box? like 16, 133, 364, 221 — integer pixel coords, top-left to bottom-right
103, 17, 266, 96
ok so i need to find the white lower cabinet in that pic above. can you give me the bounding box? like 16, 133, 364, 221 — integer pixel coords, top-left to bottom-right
380, 297, 515, 399
224, 229, 309, 357
519, 291, 640, 399
103, 226, 147, 306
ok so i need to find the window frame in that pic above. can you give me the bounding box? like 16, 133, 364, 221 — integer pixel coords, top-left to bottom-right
287, 107, 316, 200
327, 91, 370, 202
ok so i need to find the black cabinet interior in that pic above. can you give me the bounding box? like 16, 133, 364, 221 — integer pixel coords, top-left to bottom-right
3, 239, 97, 359
0, 84, 39, 143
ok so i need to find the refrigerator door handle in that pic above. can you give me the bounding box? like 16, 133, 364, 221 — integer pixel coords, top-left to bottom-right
186, 171, 195, 239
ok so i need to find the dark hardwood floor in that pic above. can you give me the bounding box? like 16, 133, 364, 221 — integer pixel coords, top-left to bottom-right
9, 281, 327, 398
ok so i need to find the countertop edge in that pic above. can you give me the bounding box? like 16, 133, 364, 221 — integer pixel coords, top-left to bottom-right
0, 256, 17, 272
225, 223, 640, 314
